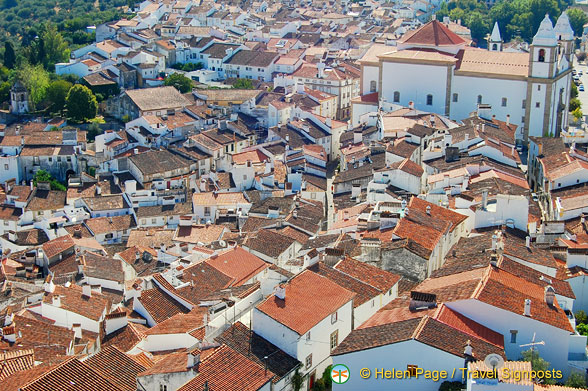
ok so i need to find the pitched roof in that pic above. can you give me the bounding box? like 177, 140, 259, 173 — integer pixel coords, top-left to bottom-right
205, 246, 268, 286
0, 349, 35, 381
334, 257, 400, 292
215, 322, 299, 383
399, 20, 466, 46
85, 215, 136, 235
244, 229, 298, 258
42, 235, 75, 259
128, 149, 193, 176
137, 285, 190, 324
176, 345, 274, 391
256, 270, 355, 335
43, 285, 111, 321
20, 358, 121, 391
125, 86, 190, 112
85, 346, 147, 391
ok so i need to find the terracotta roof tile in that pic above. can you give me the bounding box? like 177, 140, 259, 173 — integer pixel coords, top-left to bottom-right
20, 358, 122, 391
256, 270, 355, 335
137, 285, 190, 324
85, 346, 146, 391
177, 345, 274, 391
205, 246, 268, 286
0, 349, 35, 380
85, 215, 136, 235
42, 235, 75, 259
334, 257, 401, 292
43, 285, 111, 322
399, 20, 466, 46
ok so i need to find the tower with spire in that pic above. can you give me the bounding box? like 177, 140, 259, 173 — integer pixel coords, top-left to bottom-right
529, 14, 558, 79
488, 22, 503, 52
554, 11, 574, 56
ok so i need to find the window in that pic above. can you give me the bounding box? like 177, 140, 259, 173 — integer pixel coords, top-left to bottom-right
538, 48, 545, 62
477, 95, 482, 104
305, 354, 312, 369
151, 218, 157, 224
3, 164, 7, 170
331, 312, 337, 324
160, 385, 168, 391
537, 85, 541, 91
330, 330, 339, 351
204, 206, 211, 216
522, 99, 526, 109
393, 91, 400, 103
501, 97, 507, 107
141, 219, 146, 225
370, 80, 377, 92
492, 43, 497, 51
510, 330, 517, 343
371, 299, 375, 307
536, 102, 540, 108
48, 157, 52, 162
452, 93, 458, 102
522, 116, 525, 123
407, 365, 419, 377
426, 94, 433, 106
306, 331, 311, 341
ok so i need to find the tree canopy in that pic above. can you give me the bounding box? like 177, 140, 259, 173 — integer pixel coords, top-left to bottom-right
164, 72, 193, 93
14, 63, 49, 108
437, 0, 574, 43
45, 79, 72, 114
232, 78, 255, 89
33, 169, 66, 191
65, 84, 98, 122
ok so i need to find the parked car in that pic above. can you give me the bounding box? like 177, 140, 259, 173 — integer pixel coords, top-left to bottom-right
580, 85, 585, 92
531, 193, 539, 202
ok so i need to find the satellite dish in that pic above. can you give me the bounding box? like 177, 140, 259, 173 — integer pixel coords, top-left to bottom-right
484, 354, 505, 371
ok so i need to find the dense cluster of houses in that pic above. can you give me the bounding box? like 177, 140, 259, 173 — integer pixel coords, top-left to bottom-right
0, 0, 587, 390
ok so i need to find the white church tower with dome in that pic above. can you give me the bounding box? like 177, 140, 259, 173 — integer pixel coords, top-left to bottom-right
358, 14, 573, 140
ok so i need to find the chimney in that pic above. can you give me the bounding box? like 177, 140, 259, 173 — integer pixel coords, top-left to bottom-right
82, 284, 92, 298
506, 114, 510, 126
52, 295, 61, 307
96, 185, 102, 195
525, 236, 531, 248
73, 226, 82, 238
134, 148, 139, 154
523, 299, 531, 316
353, 130, 362, 145
482, 189, 488, 209
492, 233, 498, 250
426, 205, 431, 215
187, 351, 201, 369
91, 284, 102, 294
490, 253, 499, 267
317, 62, 325, 78
3, 325, 16, 343
44, 275, 55, 293
351, 183, 361, 199
275, 283, 286, 300
20, 136, 24, 146
8, 230, 16, 242
408, 101, 414, 109
545, 286, 555, 306
464, 340, 473, 357
72, 323, 82, 340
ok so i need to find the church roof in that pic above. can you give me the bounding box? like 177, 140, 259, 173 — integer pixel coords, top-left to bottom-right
490, 22, 502, 42
554, 11, 574, 40
532, 14, 557, 47
399, 20, 466, 47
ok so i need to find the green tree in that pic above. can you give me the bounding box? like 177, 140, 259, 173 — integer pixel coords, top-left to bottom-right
570, 97, 582, 112
573, 107, 583, 121
530, 0, 560, 33
45, 79, 72, 113
567, 8, 588, 37
15, 63, 49, 108
322, 365, 332, 389
467, 11, 490, 42
232, 78, 254, 89
576, 310, 588, 325
0, 81, 10, 104
40, 24, 70, 70
572, 83, 578, 99
292, 370, 304, 391
521, 348, 555, 384
65, 84, 98, 122
33, 169, 66, 191
87, 122, 102, 142
566, 371, 587, 388
3, 41, 15, 69
164, 72, 193, 93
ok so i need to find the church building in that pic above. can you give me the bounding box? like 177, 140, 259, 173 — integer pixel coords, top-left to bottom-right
359, 14, 574, 140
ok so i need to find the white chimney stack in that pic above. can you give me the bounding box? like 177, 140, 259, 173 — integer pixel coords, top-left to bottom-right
52, 295, 61, 307
492, 233, 498, 250
187, 351, 201, 369
506, 114, 510, 126
3, 325, 16, 343
104, 312, 128, 335
523, 299, 531, 316
82, 284, 92, 297
353, 131, 362, 145
275, 283, 286, 300
44, 275, 55, 293
482, 189, 488, 209
525, 236, 531, 248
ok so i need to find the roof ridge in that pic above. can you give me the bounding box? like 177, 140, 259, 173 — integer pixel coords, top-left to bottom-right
411, 315, 429, 340
471, 265, 494, 300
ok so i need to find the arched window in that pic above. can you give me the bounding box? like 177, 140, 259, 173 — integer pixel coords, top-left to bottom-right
492, 43, 497, 51
393, 91, 400, 103
477, 95, 482, 104
426, 94, 433, 106
370, 80, 377, 93
538, 49, 545, 62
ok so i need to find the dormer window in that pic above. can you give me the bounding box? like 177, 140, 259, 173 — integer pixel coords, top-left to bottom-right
538, 49, 545, 62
